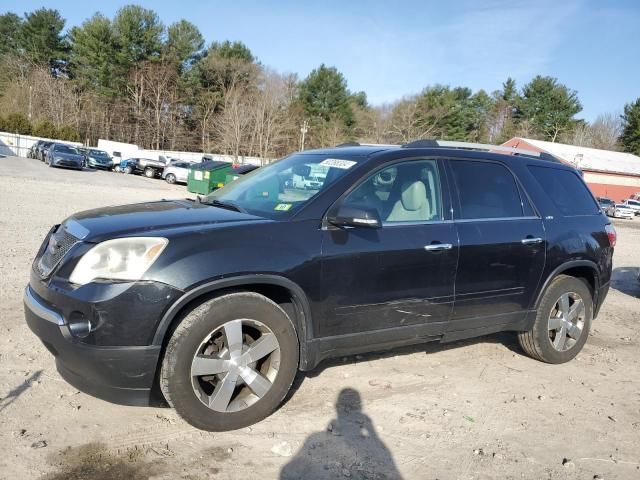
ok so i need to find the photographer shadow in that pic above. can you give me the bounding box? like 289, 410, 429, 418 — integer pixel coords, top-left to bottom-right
280, 388, 402, 480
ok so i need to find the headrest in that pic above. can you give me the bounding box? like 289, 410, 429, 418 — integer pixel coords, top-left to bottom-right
400, 181, 426, 211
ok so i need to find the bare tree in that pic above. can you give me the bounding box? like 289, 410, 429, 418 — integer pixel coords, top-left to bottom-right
590, 113, 622, 150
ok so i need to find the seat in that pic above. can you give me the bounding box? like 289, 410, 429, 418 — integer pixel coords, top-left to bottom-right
386, 181, 430, 222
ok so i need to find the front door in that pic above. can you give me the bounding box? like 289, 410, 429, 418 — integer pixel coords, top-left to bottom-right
446, 159, 546, 331
319, 158, 458, 338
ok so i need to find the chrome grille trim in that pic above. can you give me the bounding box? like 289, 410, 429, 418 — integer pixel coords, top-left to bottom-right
35, 224, 79, 278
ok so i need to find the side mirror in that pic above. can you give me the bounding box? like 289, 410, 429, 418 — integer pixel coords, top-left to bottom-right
292, 164, 312, 178
327, 204, 382, 229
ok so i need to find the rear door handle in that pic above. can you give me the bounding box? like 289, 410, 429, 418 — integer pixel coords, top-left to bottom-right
521, 237, 543, 245
424, 243, 453, 252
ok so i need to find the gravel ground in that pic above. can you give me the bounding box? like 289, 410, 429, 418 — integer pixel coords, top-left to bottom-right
1, 156, 639, 480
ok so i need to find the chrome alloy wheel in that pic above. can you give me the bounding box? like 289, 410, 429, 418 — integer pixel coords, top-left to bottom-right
191, 319, 281, 413
548, 292, 585, 352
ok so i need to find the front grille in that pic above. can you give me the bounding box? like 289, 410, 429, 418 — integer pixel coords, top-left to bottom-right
35, 226, 78, 278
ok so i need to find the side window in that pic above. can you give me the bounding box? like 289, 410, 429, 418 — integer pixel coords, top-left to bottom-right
450, 160, 524, 220
528, 166, 598, 216
343, 159, 443, 223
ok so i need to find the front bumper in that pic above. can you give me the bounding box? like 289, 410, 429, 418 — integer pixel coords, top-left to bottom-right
24, 280, 180, 406
88, 160, 113, 169
52, 158, 83, 169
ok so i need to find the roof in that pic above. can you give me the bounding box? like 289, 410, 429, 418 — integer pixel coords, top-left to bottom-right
505, 138, 640, 176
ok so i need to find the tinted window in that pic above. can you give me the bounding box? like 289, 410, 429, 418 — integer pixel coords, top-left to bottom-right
343, 159, 442, 223
528, 166, 598, 216
450, 160, 524, 219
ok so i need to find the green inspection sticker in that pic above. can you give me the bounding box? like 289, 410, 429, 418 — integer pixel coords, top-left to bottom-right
274, 203, 293, 211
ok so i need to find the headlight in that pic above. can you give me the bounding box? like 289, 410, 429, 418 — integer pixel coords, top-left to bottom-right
69, 237, 168, 285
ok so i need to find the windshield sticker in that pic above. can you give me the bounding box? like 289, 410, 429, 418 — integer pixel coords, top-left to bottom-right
274, 203, 293, 211
320, 158, 357, 169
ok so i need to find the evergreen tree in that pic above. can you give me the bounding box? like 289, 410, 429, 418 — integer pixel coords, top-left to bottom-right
620, 98, 640, 155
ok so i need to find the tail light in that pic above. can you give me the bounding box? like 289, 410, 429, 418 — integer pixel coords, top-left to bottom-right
605, 224, 616, 247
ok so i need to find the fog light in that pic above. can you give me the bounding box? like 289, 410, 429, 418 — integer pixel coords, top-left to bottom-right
68, 311, 92, 338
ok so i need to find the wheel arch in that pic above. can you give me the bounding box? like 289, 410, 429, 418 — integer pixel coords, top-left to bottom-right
152, 274, 314, 368
534, 260, 600, 310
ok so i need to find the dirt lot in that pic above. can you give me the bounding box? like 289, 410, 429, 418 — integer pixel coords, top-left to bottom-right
1, 156, 639, 480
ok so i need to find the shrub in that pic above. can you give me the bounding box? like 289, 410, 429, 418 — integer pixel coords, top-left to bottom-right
0, 113, 32, 134
32, 120, 58, 139
56, 125, 80, 142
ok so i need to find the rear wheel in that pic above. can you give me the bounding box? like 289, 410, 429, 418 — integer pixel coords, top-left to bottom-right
165, 173, 176, 184
160, 292, 299, 431
518, 275, 592, 363
123, 166, 133, 174
144, 167, 155, 178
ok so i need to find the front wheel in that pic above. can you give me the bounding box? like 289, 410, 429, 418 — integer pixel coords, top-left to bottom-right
123, 166, 133, 174
518, 275, 592, 364
144, 167, 155, 178
165, 173, 176, 184
160, 292, 299, 431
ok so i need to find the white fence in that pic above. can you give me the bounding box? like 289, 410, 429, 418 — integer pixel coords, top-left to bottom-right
97, 139, 267, 166
0, 131, 81, 157
0, 131, 271, 167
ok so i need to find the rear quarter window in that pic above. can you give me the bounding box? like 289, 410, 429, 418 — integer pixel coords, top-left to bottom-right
528, 166, 598, 216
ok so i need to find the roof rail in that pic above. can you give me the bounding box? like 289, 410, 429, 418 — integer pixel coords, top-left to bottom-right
402, 139, 561, 162
402, 139, 439, 148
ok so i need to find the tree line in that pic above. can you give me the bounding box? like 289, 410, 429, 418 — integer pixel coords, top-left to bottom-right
1, 6, 639, 160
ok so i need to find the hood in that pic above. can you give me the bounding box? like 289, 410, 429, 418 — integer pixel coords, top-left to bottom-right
67, 199, 266, 241
54, 152, 83, 162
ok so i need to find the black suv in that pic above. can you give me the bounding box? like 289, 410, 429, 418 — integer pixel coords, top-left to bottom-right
24, 141, 614, 431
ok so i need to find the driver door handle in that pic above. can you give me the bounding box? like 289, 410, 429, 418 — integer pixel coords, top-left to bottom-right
424, 243, 453, 252
521, 237, 543, 245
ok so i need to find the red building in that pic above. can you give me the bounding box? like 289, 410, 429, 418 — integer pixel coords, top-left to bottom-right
502, 137, 640, 201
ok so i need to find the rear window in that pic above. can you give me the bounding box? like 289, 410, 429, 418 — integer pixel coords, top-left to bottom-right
528, 166, 598, 216
450, 160, 524, 219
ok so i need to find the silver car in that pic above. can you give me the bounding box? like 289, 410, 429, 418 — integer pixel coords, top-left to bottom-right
162, 160, 193, 184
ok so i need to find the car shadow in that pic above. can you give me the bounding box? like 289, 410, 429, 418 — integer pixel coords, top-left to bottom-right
284, 331, 522, 403
0, 370, 43, 413
280, 388, 403, 479
610, 266, 640, 298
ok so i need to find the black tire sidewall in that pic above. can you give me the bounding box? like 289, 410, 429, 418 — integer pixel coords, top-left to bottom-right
166, 174, 176, 184
533, 276, 593, 364
163, 293, 299, 431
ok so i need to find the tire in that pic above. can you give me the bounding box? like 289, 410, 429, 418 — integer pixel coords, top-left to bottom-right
144, 167, 155, 178
518, 275, 592, 364
160, 292, 299, 431
165, 173, 176, 184
123, 166, 133, 174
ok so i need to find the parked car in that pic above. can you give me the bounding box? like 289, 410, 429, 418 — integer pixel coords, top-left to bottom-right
119, 157, 166, 177
596, 196, 614, 213
82, 148, 114, 170
38, 141, 55, 162
622, 198, 640, 215
606, 203, 634, 219
24, 140, 614, 431
28, 141, 43, 159
45, 143, 84, 170
162, 160, 193, 184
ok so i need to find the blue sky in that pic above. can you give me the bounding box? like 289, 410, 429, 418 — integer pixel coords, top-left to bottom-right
3, 0, 639, 120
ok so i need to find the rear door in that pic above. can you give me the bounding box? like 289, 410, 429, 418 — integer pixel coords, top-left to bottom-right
446, 159, 545, 332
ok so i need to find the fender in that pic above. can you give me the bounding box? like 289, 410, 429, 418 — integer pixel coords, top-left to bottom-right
533, 259, 600, 309
151, 274, 314, 365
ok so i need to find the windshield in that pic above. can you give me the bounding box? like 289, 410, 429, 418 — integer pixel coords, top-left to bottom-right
598, 198, 612, 204
206, 153, 361, 218
89, 149, 110, 159
54, 144, 79, 154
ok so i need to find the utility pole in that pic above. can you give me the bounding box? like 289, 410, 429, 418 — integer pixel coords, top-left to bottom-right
300, 120, 309, 151
28, 86, 33, 122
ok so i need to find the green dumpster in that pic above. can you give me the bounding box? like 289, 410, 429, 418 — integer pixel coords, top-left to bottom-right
187, 161, 233, 195
224, 164, 260, 184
